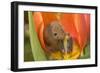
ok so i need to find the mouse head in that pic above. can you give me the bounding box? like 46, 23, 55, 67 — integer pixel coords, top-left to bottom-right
50, 21, 66, 40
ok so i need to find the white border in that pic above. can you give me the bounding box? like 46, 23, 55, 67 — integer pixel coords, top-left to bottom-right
18, 5, 96, 68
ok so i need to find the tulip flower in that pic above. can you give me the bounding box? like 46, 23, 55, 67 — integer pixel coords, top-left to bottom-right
31, 12, 90, 60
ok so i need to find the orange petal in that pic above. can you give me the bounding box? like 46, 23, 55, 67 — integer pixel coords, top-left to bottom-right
60, 13, 79, 43
84, 14, 90, 38
60, 13, 90, 50
41, 12, 58, 28
39, 21, 50, 52
33, 12, 49, 52
74, 14, 90, 49
32, 12, 43, 33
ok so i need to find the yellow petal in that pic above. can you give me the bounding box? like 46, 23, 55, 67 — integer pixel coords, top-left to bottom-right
49, 51, 63, 60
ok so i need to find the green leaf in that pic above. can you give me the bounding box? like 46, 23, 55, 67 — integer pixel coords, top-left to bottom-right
80, 44, 90, 59
28, 11, 47, 61
24, 37, 34, 61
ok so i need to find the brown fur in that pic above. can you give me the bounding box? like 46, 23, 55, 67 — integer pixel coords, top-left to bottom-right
43, 21, 66, 52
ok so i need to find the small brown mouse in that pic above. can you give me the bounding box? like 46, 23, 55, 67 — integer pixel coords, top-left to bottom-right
43, 21, 73, 59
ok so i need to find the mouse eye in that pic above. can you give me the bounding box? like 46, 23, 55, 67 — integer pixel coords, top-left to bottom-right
54, 33, 57, 36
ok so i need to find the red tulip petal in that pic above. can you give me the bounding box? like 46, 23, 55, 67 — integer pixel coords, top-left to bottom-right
41, 12, 58, 29
74, 14, 85, 49
74, 14, 90, 49
60, 13, 79, 43
32, 12, 43, 33
84, 14, 90, 38
60, 13, 90, 50
33, 12, 49, 52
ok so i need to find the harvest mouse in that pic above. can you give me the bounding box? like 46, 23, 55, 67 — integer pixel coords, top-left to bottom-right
43, 21, 73, 59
